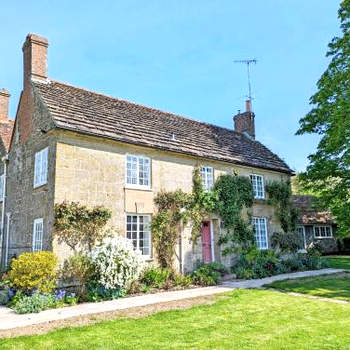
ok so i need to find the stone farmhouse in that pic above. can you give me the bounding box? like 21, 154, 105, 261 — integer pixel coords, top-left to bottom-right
0, 34, 294, 272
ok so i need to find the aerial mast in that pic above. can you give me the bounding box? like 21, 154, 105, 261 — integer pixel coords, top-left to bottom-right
234, 59, 257, 108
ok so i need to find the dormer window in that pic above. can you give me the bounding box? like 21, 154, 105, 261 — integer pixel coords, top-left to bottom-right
250, 174, 265, 199
201, 166, 214, 191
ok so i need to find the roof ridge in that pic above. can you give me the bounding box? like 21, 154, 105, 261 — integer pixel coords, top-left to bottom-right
45, 79, 243, 136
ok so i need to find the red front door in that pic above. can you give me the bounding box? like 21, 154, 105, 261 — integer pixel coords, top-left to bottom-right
201, 221, 212, 264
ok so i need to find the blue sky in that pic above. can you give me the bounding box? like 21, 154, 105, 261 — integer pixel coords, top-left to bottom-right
0, 1, 340, 172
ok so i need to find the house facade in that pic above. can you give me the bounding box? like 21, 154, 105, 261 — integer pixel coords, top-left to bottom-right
0, 34, 293, 272
292, 195, 338, 254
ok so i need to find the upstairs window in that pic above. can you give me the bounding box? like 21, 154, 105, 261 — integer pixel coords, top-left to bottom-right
201, 166, 214, 191
34, 147, 48, 188
0, 174, 5, 201
126, 155, 151, 188
32, 218, 43, 252
314, 226, 333, 239
250, 174, 265, 199
252, 217, 268, 250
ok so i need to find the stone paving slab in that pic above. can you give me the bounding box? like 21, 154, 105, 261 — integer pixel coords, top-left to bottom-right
0, 268, 343, 330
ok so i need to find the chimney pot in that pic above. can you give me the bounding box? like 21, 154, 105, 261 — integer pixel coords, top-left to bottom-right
22, 33, 49, 89
0, 89, 10, 121
245, 99, 251, 112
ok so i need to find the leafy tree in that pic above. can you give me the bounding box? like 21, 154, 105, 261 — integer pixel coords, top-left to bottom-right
296, 0, 350, 237
54, 201, 112, 252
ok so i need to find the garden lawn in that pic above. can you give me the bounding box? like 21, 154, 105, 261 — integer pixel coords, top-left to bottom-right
323, 255, 350, 270
1, 289, 350, 350
267, 272, 350, 302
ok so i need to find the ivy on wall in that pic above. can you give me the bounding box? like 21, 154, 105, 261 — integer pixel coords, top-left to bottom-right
265, 180, 298, 234
214, 174, 255, 255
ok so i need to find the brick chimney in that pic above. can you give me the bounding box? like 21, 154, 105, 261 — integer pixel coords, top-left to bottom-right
233, 100, 255, 139
22, 34, 49, 89
0, 90, 10, 121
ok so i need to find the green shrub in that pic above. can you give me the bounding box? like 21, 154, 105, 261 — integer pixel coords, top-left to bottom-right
8, 252, 58, 293
191, 263, 224, 286
11, 292, 57, 314
60, 254, 94, 297
86, 281, 125, 302
173, 274, 193, 287
233, 248, 327, 280
140, 267, 172, 288
271, 231, 303, 253
233, 249, 280, 279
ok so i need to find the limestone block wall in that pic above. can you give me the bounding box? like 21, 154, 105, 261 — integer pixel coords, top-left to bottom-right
53, 130, 290, 270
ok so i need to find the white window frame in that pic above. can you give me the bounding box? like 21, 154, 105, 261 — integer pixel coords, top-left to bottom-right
126, 214, 151, 258
0, 174, 5, 201
34, 147, 48, 188
250, 174, 265, 199
201, 166, 214, 191
314, 225, 333, 239
125, 154, 151, 189
32, 218, 43, 252
252, 217, 268, 250
296, 225, 307, 249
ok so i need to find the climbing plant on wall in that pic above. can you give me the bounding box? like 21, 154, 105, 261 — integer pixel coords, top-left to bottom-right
187, 166, 217, 242
265, 180, 298, 234
214, 174, 255, 255
54, 201, 112, 253
151, 190, 190, 270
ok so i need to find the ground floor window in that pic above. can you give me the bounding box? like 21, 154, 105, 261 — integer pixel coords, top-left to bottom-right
252, 217, 268, 250
32, 218, 43, 252
314, 225, 333, 238
126, 214, 151, 257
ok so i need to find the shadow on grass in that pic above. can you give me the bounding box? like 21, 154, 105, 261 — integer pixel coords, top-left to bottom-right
266, 272, 350, 302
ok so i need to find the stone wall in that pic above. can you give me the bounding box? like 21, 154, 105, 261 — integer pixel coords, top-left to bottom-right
3, 83, 56, 265
53, 130, 290, 270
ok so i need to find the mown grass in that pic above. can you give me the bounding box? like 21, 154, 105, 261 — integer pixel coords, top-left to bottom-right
1, 289, 350, 349
267, 272, 350, 302
323, 255, 350, 270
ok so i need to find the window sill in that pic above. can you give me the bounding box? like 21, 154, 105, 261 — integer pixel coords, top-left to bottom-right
314, 237, 334, 239
33, 183, 48, 190
124, 186, 153, 192
253, 198, 267, 203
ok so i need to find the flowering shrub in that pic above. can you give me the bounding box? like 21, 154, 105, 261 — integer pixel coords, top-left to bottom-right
90, 235, 145, 290
8, 252, 58, 293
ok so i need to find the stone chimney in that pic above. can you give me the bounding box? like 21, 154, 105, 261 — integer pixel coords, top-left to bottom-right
0, 90, 10, 121
22, 34, 49, 89
233, 100, 255, 139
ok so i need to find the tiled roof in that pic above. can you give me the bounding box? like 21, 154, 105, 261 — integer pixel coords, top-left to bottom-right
0, 119, 14, 152
33, 80, 293, 174
292, 195, 335, 225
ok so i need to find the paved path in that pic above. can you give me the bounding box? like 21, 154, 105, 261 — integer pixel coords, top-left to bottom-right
0, 268, 343, 330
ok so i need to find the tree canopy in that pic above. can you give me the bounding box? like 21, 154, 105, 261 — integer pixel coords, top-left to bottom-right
296, 0, 350, 237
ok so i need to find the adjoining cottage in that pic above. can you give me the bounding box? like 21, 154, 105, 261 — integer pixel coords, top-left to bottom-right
292, 195, 338, 254
0, 34, 294, 272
